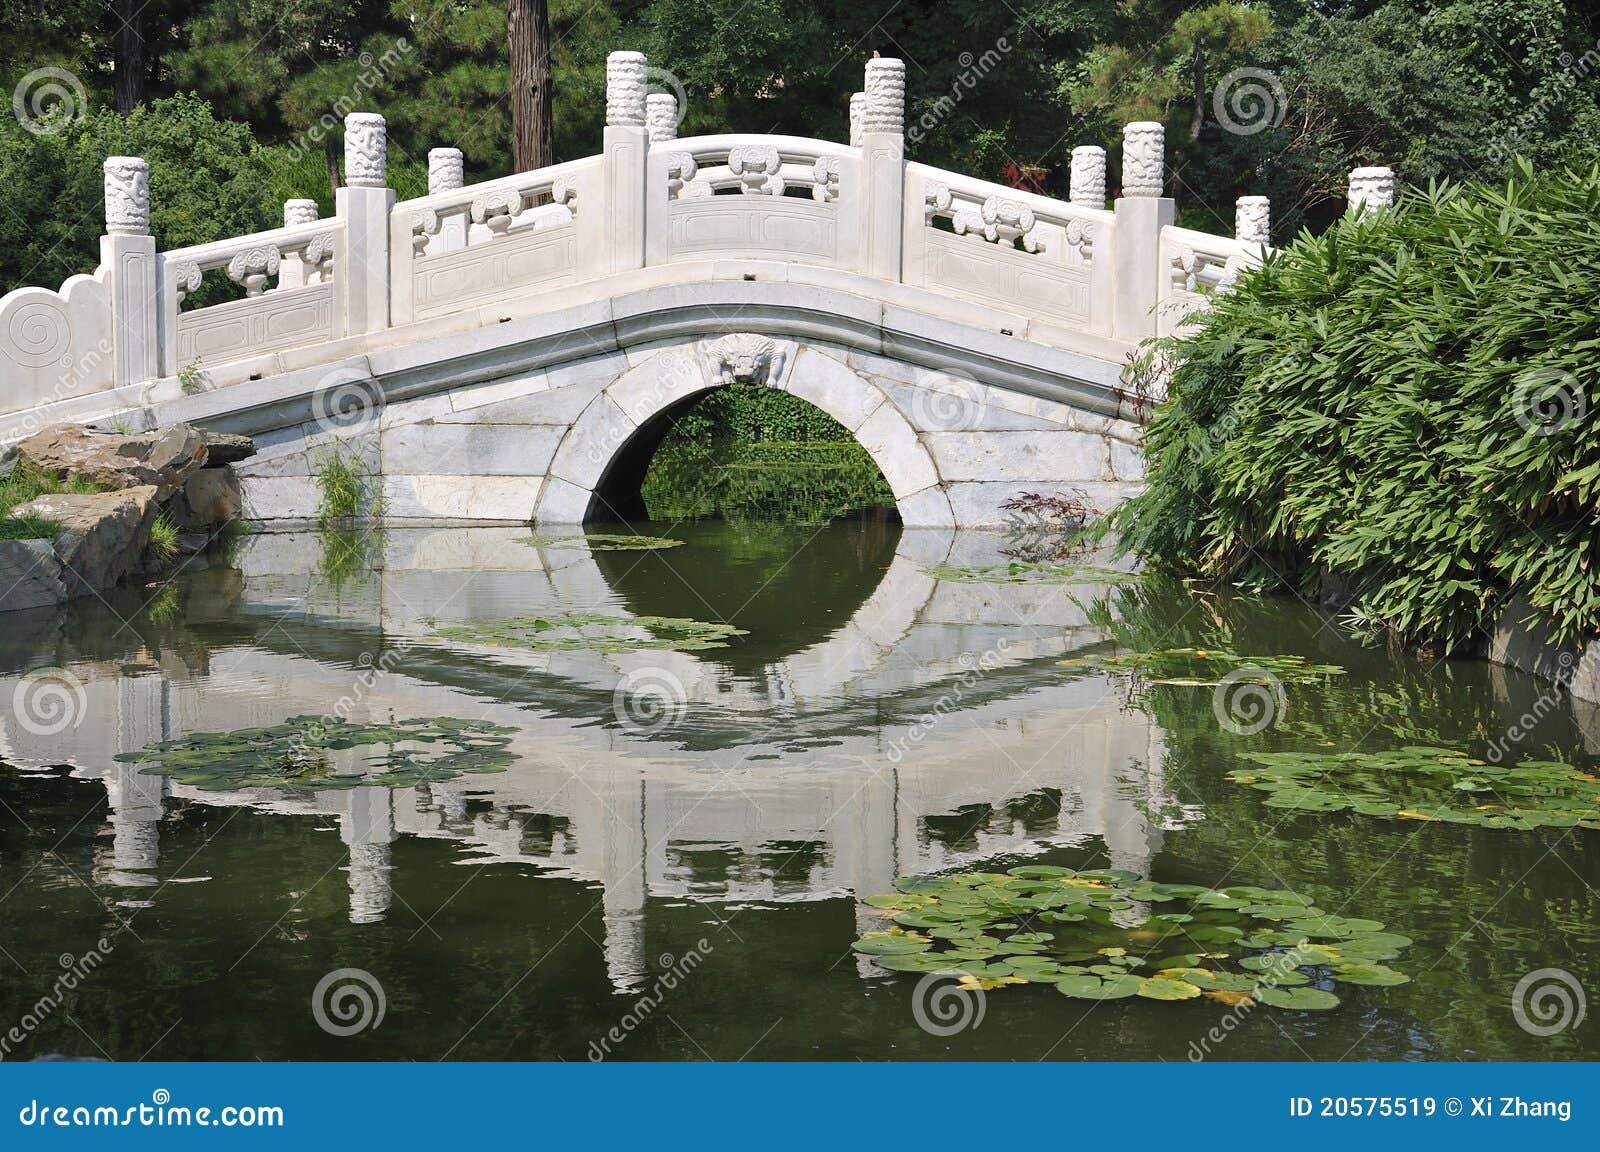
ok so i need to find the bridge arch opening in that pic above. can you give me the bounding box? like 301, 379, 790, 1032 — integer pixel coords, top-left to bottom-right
534, 338, 956, 530
587, 384, 899, 525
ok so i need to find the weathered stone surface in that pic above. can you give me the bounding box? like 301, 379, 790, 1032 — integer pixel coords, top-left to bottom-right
924, 430, 1108, 483
11, 485, 159, 596
182, 469, 243, 525
1489, 592, 1600, 705
197, 430, 256, 466
0, 538, 67, 613
17, 424, 209, 498
380, 423, 562, 476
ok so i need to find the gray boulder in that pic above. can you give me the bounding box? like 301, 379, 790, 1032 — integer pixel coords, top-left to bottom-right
0, 538, 67, 611
197, 430, 257, 466
11, 485, 159, 596
16, 424, 210, 499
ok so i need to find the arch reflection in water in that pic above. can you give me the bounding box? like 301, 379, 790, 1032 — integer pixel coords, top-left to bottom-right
0, 522, 1183, 992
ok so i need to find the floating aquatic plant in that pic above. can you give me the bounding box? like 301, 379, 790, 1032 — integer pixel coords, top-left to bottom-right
926, 562, 1138, 585
1230, 746, 1600, 830
855, 868, 1411, 1009
117, 716, 518, 791
520, 533, 684, 551
1059, 646, 1344, 686
434, 612, 746, 653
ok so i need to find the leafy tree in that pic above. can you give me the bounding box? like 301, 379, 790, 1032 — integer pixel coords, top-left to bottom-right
0, 94, 277, 294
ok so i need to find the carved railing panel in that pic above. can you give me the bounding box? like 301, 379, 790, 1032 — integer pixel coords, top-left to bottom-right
647, 135, 860, 269
903, 163, 1112, 336
390, 156, 598, 324
160, 221, 347, 374
0, 273, 113, 418
1156, 224, 1259, 337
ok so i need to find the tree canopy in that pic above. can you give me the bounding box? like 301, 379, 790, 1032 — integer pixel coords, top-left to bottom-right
2, 0, 1596, 291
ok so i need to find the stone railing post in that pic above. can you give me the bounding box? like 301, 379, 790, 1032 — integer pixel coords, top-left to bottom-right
1111, 121, 1174, 343
604, 51, 648, 274
279, 199, 319, 289
646, 93, 678, 143
1069, 145, 1106, 209
861, 58, 905, 282
1348, 166, 1395, 213
428, 147, 468, 252
849, 92, 866, 147
102, 157, 158, 388
337, 113, 394, 336
1235, 195, 1270, 245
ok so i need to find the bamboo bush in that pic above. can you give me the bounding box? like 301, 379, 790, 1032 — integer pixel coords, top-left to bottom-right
1115, 161, 1600, 649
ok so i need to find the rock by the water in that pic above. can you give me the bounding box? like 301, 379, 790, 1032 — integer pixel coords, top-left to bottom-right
179, 468, 243, 527
0, 538, 67, 611
198, 430, 256, 467
11, 485, 159, 596
17, 424, 210, 499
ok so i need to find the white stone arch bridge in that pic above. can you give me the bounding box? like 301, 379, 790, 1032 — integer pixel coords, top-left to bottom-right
0, 51, 1393, 525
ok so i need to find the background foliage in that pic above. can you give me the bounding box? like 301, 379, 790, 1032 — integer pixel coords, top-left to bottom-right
1115, 162, 1600, 647
3, 0, 1599, 293
641, 388, 895, 523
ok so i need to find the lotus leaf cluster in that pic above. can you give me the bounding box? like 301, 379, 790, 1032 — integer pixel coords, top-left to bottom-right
117, 716, 519, 791
520, 533, 684, 551
854, 868, 1411, 1010
434, 613, 747, 653
1059, 646, 1345, 686
1230, 746, 1600, 830
926, 562, 1138, 585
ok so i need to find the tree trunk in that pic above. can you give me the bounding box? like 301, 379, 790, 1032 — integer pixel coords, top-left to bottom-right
509, 0, 554, 171
1189, 44, 1205, 141
325, 136, 342, 200
113, 0, 145, 114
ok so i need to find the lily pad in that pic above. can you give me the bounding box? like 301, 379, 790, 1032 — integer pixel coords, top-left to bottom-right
926, 562, 1139, 586
1252, 986, 1341, 1011
856, 867, 1412, 1013
1136, 976, 1203, 1000
116, 715, 518, 792
1059, 646, 1345, 686
1056, 973, 1143, 1000
434, 612, 747, 653
520, 532, 684, 551
1229, 747, 1600, 832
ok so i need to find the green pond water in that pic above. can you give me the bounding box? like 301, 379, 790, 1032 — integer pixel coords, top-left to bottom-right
0, 520, 1596, 1061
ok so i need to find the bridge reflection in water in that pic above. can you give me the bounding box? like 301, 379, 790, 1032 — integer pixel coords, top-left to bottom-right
0, 524, 1192, 992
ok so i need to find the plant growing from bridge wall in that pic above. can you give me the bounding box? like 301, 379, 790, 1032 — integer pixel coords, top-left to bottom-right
313, 448, 382, 527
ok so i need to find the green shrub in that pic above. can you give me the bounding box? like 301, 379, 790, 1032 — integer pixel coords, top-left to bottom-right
0, 516, 59, 541
1115, 161, 1600, 649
